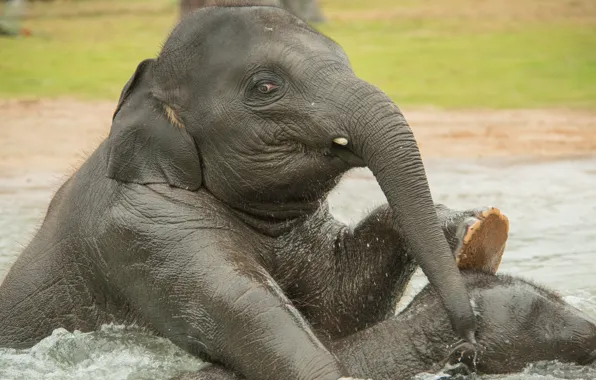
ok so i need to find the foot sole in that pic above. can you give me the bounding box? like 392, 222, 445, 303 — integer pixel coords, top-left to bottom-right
456, 207, 509, 274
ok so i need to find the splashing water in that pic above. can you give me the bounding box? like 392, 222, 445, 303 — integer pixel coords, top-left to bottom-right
1, 324, 595, 380
0, 325, 205, 380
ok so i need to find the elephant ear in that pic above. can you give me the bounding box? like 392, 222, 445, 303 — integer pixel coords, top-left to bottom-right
106, 58, 202, 191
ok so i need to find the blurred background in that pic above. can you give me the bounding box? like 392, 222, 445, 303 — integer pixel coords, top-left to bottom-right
0, 1, 596, 379
1, 0, 595, 108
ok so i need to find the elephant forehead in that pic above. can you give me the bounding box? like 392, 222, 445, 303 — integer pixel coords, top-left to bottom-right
160, 5, 347, 71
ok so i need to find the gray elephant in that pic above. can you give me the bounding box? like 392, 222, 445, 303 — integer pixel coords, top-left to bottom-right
174, 270, 596, 380
1, 4, 505, 380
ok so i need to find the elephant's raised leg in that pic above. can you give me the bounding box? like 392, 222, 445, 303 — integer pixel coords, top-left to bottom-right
436, 205, 509, 274
274, 204, 510, 341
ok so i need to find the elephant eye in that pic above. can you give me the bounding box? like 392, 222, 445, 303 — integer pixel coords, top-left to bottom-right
257, 82, 278, 94
244, 72, 285, 107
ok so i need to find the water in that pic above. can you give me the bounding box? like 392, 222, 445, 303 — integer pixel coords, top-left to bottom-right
1, 156, 596, 380
0, 325, 205, 380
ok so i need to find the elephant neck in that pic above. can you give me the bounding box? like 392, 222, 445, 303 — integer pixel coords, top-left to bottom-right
228, 199, 325, 237
205, 169, 346, 237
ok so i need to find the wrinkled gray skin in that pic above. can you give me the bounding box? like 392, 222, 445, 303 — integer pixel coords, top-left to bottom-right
176, 271, 596, 380
0, 5, 479, 380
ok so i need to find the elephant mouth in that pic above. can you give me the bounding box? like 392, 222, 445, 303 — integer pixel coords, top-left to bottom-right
325, 145, 366, 167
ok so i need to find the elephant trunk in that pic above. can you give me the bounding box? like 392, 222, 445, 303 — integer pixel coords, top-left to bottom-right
336, 80, 476, 342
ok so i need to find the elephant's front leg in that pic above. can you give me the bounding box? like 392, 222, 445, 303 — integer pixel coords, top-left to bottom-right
107, 230, 348, 380
286, 203, 508, 340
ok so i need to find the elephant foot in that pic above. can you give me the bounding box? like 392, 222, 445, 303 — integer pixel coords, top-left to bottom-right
455, 207, 509, 274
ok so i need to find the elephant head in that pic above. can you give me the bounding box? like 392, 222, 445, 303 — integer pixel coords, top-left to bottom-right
392, 271, 596, 376
105, 4, 476, 342
468, 276, 596, 372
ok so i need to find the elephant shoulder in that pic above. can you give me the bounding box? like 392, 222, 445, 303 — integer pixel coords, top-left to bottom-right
101, 185, 271, 273
105, 185, 231, 229
104, 184, 265, 253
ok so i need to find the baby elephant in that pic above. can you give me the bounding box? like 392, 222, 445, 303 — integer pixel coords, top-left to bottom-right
0, 4, 487, 380
176, 271, 596, 380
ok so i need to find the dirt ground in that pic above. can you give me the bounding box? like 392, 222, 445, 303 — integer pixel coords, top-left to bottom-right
1, 98, 595, 176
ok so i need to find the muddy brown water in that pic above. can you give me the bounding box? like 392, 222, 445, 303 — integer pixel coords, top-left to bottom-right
0, 156, 595, 379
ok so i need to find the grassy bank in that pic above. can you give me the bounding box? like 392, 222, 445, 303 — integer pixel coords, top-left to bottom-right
0, 0, 595, 109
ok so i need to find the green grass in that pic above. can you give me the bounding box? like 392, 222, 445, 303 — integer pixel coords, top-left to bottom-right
323, 21, 596, 108
0, 0, 595, 109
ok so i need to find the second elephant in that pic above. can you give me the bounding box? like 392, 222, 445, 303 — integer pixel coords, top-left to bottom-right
175, 270, 596, 380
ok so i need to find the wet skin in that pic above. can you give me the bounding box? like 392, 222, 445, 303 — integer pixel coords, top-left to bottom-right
0, 4, 484, 380
176, 271, 596, 380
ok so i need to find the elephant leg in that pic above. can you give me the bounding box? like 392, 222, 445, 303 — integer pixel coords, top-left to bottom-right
276, 203, 509, 340
337, 204, 509, 329
435, 204, 509, 274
